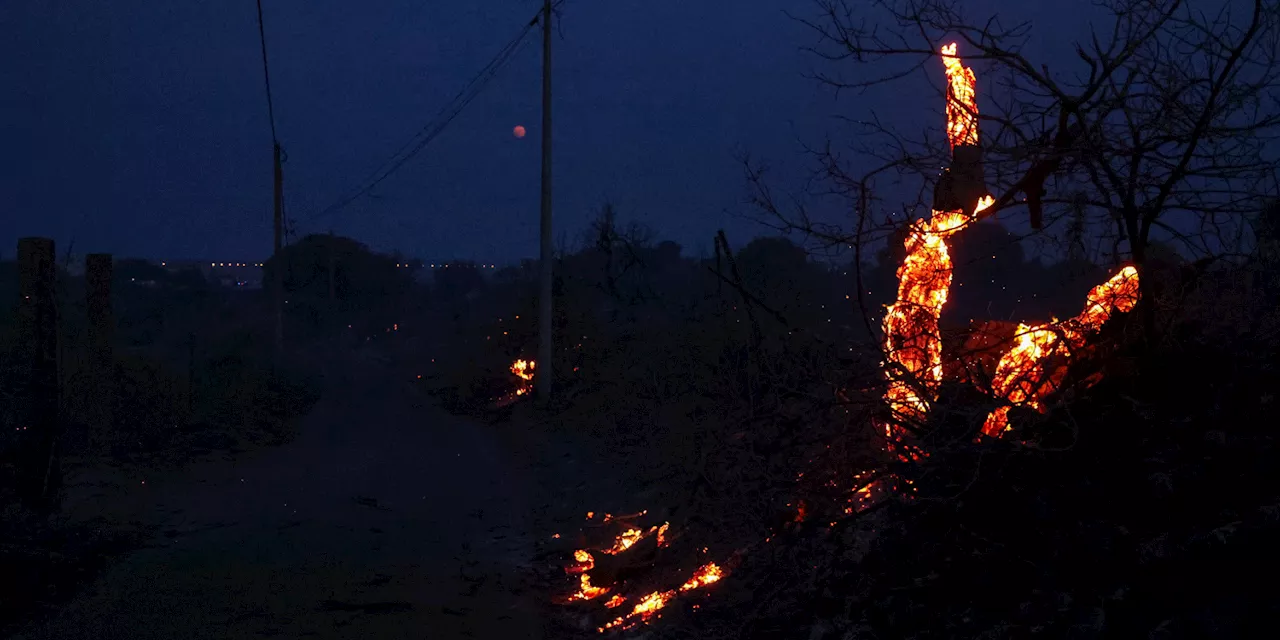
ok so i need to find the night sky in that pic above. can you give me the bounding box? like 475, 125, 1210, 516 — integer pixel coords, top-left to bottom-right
2, 1, 1101, 263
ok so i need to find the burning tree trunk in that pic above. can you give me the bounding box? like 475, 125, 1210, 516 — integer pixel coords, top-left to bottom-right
878, 43, 994, 461
933, 44, 987, 217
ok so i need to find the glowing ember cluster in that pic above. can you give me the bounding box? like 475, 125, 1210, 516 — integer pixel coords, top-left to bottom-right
556, 512, 726, 633
599, 562, 724, 632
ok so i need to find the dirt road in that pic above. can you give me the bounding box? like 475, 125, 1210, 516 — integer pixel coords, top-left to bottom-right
13, 355, 543, 640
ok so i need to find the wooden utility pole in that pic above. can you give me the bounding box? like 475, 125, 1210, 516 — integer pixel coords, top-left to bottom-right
273, 141, 284, 354
16, 238, 59, 513
328, 229, 336, 303
537, 0, 554, 401
255, 0, 284, 356
85, 253, 114, 444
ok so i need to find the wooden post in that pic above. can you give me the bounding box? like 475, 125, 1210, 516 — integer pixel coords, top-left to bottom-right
16, 238, 60, 513
85, 253, 114, 445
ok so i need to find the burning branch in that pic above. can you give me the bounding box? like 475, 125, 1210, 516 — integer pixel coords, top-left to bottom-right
980, 265, 1141, 437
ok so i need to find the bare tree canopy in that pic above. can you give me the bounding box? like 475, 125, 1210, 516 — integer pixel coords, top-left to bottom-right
760, 0, 1279, 278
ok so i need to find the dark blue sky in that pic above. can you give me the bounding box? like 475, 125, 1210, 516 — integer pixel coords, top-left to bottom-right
2, 1, 1099, 263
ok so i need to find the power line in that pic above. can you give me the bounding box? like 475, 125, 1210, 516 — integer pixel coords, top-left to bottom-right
255, 0, 287, 352
353, 16, 532, 191
254, 0, 279, 144
304, 7, 547, 227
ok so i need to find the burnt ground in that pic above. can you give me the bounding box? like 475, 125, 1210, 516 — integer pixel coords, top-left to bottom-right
8, 350, 556, 640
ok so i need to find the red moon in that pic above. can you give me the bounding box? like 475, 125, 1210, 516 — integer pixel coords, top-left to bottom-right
513, 125, 526, 138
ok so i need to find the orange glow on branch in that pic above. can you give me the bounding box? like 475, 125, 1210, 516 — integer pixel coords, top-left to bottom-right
980, 266, 1140, 437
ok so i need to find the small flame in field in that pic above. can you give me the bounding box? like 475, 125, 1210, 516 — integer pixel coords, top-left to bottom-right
571, 573, 610, 601
598, 563, 725, 632
604, 528, 645, 554
568, 549, 595, 574
678, 562, 724, 591
511, 359, 536, 396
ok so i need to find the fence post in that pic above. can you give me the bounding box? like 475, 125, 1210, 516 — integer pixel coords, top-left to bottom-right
86, 253, 113, 447
188, 331, 196, 417
16, 237, 60, 513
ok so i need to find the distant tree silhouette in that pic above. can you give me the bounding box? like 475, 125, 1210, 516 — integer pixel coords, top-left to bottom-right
433, 261, 488, 304
735, 236, 838, 332
113, 259, 169, 286
1255, 201, 1280, 295
264, 234, 413, 338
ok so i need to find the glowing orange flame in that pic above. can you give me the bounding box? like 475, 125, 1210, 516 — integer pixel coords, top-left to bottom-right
568, 549, 595, 574
940, 42, 978, 149
601, 591, 673, 631
880, 198, 994, 459
678, 562, 724, 591
512, 359, 536, 379
598, 563, 726, 633
980, 266, 1141, 437
875, 42, 992, 463
511, 359, 536, 396
571, 573, 610, 601
603, 528, 645, 555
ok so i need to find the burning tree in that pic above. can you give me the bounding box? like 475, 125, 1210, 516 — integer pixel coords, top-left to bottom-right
539, 3, 1279, 636
549, 38, 1150, 637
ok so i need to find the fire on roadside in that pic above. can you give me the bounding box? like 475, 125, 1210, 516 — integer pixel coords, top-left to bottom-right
553, 41, 1142, 635
511, 359, 535, 396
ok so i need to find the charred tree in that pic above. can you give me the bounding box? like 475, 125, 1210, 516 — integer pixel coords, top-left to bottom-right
933, 144, 987, 216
